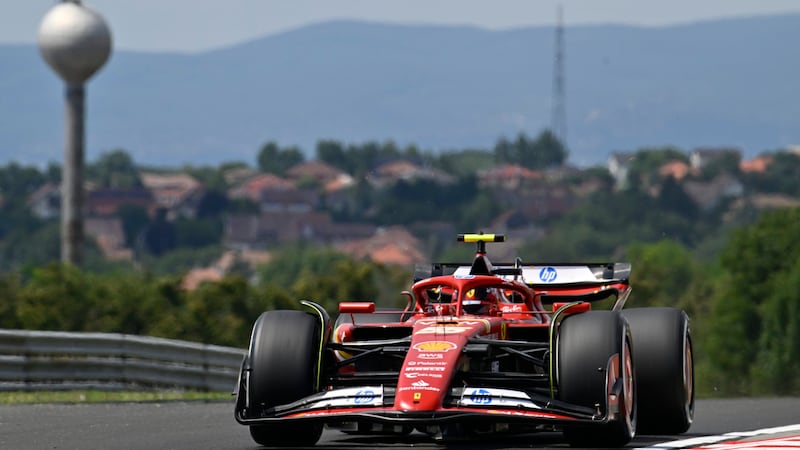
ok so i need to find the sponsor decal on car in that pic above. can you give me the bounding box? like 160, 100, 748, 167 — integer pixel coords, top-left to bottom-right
468, 388, 492, 404
501, 304, 524, 312
539, 266, 558, 283
353, 389, 377, 404
306, 387, 384, 408
413, 341, 458, 352
407, 360, 447, 367
458, 387, 540, 409
399, 383, 440, 393
417, 352, 445, 359
416, 326, 471, 335
404, 372, 443, 379
406, 366, 446, 372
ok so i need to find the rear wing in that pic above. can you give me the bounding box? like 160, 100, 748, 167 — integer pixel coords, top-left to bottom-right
417, 262, 632, 308
422, 262, 628, 284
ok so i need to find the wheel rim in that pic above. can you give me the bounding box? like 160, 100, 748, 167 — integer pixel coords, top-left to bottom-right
622, 337, 635, 430
684, 337, 694, 413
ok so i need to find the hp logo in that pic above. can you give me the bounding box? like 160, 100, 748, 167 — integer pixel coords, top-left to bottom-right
469, 389, 492, 404
354, 390, 376, 404
539, 267, 557, 283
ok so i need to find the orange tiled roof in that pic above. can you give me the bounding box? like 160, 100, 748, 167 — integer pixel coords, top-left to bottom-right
739, 155, 773, 173
659, 160, 692, 180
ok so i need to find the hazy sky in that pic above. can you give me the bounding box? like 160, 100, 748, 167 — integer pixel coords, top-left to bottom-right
6, 0, 800, 53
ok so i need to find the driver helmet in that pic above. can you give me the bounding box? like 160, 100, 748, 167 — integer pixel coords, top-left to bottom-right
463, 287, 494, 314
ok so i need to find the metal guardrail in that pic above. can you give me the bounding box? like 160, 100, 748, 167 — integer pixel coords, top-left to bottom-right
0, 329, 246, 392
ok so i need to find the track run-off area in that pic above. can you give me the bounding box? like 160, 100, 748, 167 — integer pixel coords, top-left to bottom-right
0, 397, 797, 449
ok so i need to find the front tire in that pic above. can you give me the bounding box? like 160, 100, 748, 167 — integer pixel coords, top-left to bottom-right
557, 311, 636, 447
246, 310, 323, 447
623, 307, 694, 434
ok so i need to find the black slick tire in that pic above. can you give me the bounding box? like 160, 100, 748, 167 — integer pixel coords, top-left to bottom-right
557, 310, 636, 447
622, 307, 694, 434
247, 310, 323, 447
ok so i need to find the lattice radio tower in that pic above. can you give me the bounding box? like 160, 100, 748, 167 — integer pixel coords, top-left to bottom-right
551, 6, 567, 151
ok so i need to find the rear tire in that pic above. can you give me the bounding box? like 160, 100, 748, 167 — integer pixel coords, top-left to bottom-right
623, 307, 694, 434
246, 310, 323, 447
557, 311, 636, 447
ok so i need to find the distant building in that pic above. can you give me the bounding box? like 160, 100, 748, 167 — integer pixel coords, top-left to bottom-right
335, 226, 426, 266
367, 159, 455, 188
227, 173, 294, 203
478, 164, 542, 190
85, 217, 132, 261
658, 160, 693, 181
739, 155, 773, 174
86, 187, 155, 217
139, 172, 205, 219
607, 152, 636, 190
223, 211, 376, 249
689, 147, 742, 171
28, 182, 61, 220
683, 173, 744, 211
286, 160, 352, 187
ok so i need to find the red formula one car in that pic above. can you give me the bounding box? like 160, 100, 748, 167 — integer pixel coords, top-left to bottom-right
234, 233, 694, 447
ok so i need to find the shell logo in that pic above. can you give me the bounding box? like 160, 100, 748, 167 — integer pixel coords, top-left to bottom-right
413, 341, 457, 352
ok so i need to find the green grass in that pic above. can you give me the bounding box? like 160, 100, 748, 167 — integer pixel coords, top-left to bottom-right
0, 390, 233, 404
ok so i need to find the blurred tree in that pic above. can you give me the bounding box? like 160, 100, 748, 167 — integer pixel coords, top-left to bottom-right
744, 152, 800, 196
626, 240, 695, 307
704, 207, 800, 395
316, 139, 348, 172
0, 163, 47, 211
143, 208, 176, 255
86, 149, 142, 189
436, 149, 494, 178
0, 272, 22, 329
493, 130, 567, 169
626, 147, 688, 184
750, 259, 800, 394
183, 275, 252, 346
174, 217, 222, 248
15, 263, 93, 331
257, 141, 305, 175
115, 204, 150, 248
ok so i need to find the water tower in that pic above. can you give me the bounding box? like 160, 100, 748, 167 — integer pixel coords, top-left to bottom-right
38, 0, 112, 266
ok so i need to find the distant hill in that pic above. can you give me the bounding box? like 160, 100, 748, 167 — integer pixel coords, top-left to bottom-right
2, 15, 799, 167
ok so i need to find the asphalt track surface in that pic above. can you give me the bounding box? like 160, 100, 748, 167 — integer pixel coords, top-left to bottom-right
0, 397, 798, 450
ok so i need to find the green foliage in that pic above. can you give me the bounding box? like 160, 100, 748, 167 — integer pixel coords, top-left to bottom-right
626, 240, 695, 307
257, 243, 409, 311
743, 152, 800, 196
0, 163, 48, 210
751, 259, 800, 394
180, 164, 231, 191
315, 140, 348, 172
699, 152, 742, 181
369, 176, 499, 230
86, 149, 142, 189
257, 141, 305, 175
182, 275, 253, 346
115, 204, 149, 248
0, 222, 60, 269
528, 189, 700, 261
719, 208, 800, 301
703, 208, 800, 395
493, 130, 567, 169
173, 217, 222, 248
137, 245, 224, 276
435, 149, 496, 178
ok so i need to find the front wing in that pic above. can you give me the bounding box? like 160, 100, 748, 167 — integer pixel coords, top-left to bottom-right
235, 381, 625, 428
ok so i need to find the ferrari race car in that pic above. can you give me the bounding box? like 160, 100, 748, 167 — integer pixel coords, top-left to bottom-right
234, 233, 694, 447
